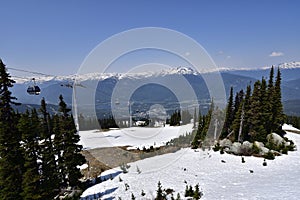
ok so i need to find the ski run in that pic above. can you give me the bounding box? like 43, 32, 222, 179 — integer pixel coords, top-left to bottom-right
80, 124, 300, 200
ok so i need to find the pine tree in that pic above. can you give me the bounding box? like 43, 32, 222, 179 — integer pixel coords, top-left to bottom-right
52, 113, 66, 187
272, 68, 285, 135
39, 98, 59, 199
230, 89, 245, 141
268, 66, 274, 90
18, 109, 42, 199
202, 99, 214, 141
170, 110, 181, 126
0, 59, 23, 199
155, 181, 164, 200
231, 84, 252, 142
247, 81, 267, 142
192, 110, 204, 148
260, 77, 270, 135
57, 95, 86, 188
193, 184, 201, 200
233, 90, 244, 116
265, 66, 275, 134
224, 66, 285, 142
220, 87, 234, 138
242, 85, 252, 141
193, 107, 197, 128
232, 100, 244, 142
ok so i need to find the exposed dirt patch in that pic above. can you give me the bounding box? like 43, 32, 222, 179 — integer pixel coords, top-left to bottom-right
81, 144, 189, 179
81, 150, 111, 179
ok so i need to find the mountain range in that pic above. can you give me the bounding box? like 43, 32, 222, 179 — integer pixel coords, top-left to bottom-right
11, 61, 300, 117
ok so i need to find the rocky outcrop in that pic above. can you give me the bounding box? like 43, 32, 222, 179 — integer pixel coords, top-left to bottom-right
267, 133, 290, 147
218, 133, 290, 156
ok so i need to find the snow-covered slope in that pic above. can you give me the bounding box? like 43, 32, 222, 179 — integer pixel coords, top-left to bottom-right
81, 125, 300, 200
79, 123, 194, 150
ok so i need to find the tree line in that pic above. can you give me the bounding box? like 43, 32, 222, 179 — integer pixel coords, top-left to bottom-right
0, 59, 86, 199
285, 115, 300, 130
220, 66, 285, 143
191, 66, 285, 148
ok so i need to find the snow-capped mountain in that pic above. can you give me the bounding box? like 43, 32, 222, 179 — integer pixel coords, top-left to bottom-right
10, 63, 300, 116
12, 61, 300, 84
278, 61, 300, 69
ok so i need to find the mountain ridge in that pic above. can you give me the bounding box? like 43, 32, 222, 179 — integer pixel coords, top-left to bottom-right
10, 62, 300, 116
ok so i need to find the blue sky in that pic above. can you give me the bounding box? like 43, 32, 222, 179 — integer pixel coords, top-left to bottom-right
0, 0, 299, 75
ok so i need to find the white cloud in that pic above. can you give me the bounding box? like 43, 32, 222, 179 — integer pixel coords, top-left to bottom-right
217, 50, 224, 55
269, 51, 284, 57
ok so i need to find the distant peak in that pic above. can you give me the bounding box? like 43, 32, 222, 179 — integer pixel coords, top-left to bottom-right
278, 61, 300, 69
162, 66, 198, 75
218, 61, 300, 72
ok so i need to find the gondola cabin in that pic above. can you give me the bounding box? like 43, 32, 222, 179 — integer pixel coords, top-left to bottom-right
27, 78, 41, 95
27, 85, 41, 95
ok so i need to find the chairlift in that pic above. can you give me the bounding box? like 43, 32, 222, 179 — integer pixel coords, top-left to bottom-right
61, 83, 73, 88
60, 79, 85, 89
27, 78, 41, 95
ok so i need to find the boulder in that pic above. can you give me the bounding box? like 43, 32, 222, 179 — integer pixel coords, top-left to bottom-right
260, 147, 270, 156
285, 141, 291, 147
267, 133, 284, 146
240, 141, 253, 155
228, 142, 242, 155
219, 138, 232, 148
242, 141, 253, 149
253, 141, 264, 149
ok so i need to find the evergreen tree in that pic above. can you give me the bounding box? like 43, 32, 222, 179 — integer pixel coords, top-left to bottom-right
0, 59, 23, 199
231, 100, 244, 141
286, 115, 300, 129
260, 77, 270, 134
268, 65, 274, 90
170, 110, 181, 126
193, 107, 197, 128
241, 85, 252, 141
193, 184, 201, 200
220, 87, 234, 138
155, 181, 164, 200
18, 109, 42, 199
247, 81, 267, 142
230, 89, 245, 141
57, 95, 86, 188
202, 99, 214, 141
233, 89, 244, 116
223, 66, 285, 143
39, 98, 59, 199
52, 113, 66, 187
192, 100, 215, 145
272, 68, 285, 135
192, 110, 204, 148
231, 84, 256, 142
266, 66, 275, 134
